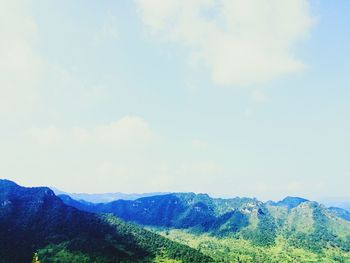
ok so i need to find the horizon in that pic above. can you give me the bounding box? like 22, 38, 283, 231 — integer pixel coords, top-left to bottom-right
2, 178, 348, 205
1, 1, 350, 201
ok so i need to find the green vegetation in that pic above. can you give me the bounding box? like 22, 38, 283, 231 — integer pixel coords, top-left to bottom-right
103, 215, 212, 262
59, 192, 264, 238
0, 180, 211, 263
282, 203, 350, 253
3, 179, 350, 262
60, 190, 350, 260
240, 206, 277, 246
37, 243, 91, 263
158, 229, 350, 263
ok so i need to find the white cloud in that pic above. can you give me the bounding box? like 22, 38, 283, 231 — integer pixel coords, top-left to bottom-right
28, 116, 154, 149
149, 161, 222, 192
0, 1, 43, 116
0, 1, 109, 120
136, 0, 314, 86
19, 116, 222, 193
22, 116, 158, 191
72, 116, 155, 147
0, 1, 223, 194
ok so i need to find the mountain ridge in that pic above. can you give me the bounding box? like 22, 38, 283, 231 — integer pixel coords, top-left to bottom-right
2, 179, 350, 262
0, 179, 212, 263
59, 191, 350, 253
52, 187, 170, 203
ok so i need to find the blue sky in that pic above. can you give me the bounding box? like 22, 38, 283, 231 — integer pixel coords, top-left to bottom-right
0, 0, 349, 200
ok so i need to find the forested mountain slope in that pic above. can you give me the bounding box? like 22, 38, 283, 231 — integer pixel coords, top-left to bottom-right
59, 192, 350, 254
0, 180, 211, 263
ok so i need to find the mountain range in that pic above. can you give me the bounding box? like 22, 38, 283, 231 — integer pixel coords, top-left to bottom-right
53, 187, 350, 212
0, 180, 211, 263
1, 179, 350, 262
51, 187, 169, 203
59, 193, 350, 251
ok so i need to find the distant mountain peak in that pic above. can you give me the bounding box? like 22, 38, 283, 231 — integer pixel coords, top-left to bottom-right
283, 196, 309, 202
268, 196, 309, 209
0, 179, 18, 187
0, 179, 56, 203
328, 206, 350, 221
51, 187, 171, 203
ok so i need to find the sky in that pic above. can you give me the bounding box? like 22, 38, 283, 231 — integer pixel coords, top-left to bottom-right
0, 0, 349, 201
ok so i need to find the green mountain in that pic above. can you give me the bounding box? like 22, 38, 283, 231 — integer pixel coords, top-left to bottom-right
59, 192, 350, 254
267, 201, 350, 252
0, 180, 211, 263
4, 178, 349, 262
267, 196, 309, 209
59, 193, 269, 240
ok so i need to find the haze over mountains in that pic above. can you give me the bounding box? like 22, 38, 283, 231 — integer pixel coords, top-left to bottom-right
320, 199, 350, 213
55, 187, 350, 212
52, 187, 169, 203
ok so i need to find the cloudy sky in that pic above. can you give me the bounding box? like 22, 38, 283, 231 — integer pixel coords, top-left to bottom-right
1, 0, 349, 200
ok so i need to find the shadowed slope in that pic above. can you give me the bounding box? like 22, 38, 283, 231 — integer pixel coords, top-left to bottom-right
0, 180, 212, 263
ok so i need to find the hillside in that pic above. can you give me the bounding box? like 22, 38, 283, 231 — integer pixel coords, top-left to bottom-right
0, 180, 211, 263
268, 201, 350, 252
59, 193, 272, 241
59, 192, 350, 254
157, 229, 350, 263
2, 179, 350, 262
